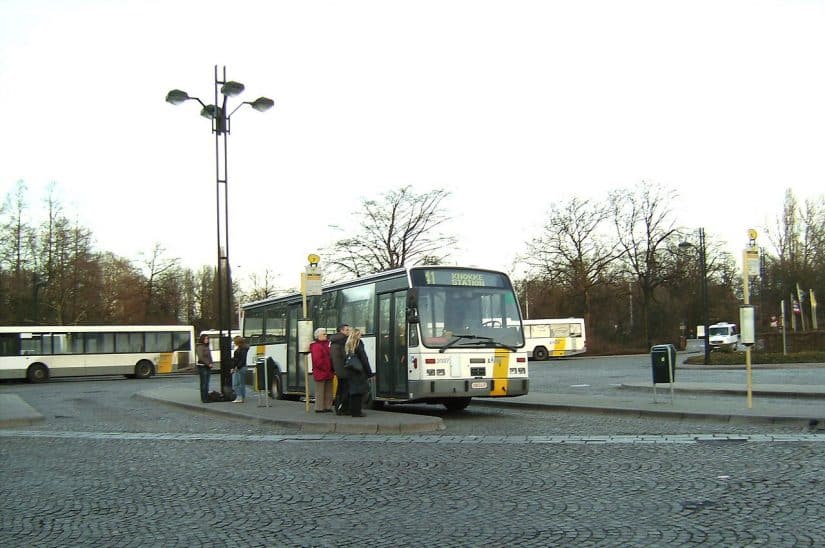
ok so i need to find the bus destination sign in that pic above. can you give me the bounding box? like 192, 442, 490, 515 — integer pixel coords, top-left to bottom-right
413, 269, 507, 288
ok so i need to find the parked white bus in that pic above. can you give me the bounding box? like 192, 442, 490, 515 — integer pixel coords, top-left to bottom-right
0, 325, 195, 382
522, 318, 587, 360
241, 266, 529, 410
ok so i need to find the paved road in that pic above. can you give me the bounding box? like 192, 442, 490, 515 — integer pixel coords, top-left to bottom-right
2, 365, 825, 546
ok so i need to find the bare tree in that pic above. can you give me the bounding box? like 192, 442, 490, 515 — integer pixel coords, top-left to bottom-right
764, 189, 825, 327
324, 186, 456, 279
610, 181, 680, 346
525, 196, 620, 331
139, 243, 180, 323
240, 268, 284, 304
0, 181, 37, 323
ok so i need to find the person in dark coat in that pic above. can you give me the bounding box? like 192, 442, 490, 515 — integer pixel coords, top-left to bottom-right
344, 328, 373, 418
195, 334, 214, 403
230, 336, 250, 403
329, 323, 350, 415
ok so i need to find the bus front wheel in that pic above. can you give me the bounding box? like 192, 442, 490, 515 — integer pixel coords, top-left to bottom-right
134, 360, 154, 379
27, 363, 49, 383
533, 347, 549, 361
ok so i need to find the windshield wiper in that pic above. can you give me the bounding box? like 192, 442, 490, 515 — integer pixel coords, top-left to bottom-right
439, 334, 492, 353
439, 334, 518, 353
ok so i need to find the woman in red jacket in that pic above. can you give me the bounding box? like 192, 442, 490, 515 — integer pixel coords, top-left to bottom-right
310, 328, 334, 412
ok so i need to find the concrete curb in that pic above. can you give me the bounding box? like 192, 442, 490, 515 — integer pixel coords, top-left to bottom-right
134, 388, 445, 434
0, 394, 45, 428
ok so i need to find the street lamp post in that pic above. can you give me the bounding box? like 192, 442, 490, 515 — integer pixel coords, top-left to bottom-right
680, 228, 710, 365
166, 66, 274, 395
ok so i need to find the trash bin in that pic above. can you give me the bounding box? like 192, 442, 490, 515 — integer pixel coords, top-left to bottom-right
651, 344, 676, 384
254, 357, 277, 392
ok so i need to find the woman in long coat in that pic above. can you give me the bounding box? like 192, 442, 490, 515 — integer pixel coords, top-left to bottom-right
344, 328, 373, 417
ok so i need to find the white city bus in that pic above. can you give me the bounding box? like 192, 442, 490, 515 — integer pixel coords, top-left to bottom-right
522, 318, 587, 360
0, 325, 195, 382
241, 266, 529, 410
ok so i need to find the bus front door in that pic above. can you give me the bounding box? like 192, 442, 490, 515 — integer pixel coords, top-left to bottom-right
286, 304, 308, 395
376, 291, 408, 399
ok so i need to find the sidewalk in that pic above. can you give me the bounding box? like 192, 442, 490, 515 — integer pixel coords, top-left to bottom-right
2, 383, 824, 430
135, 387, 446, 434
473, 383, 825, 425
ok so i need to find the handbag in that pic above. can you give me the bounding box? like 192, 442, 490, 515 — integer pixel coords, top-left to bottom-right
344, 353, 364, 373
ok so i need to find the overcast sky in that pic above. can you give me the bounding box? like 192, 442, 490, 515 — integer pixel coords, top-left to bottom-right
1, 0, 823, 291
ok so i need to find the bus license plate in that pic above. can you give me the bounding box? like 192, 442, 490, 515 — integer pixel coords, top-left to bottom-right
471, 381, 488, 389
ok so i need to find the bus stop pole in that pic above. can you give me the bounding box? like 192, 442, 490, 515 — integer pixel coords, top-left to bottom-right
303, 289, 310, 413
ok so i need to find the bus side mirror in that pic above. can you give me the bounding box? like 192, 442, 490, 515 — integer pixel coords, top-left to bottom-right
406, 289, 420, 323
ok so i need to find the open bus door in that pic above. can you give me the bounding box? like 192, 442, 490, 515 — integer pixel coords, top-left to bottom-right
286, 303, 309, 395
376, 290, 409, 399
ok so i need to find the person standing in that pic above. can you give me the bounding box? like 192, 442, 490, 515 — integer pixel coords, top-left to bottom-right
195, 334, 214, 403
329, 323, 350, 415
231, 335, 250, 403
344, 328, 373, 418
309, 328, 334, 412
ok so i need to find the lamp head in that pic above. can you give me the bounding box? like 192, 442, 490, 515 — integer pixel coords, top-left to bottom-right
248, 96, 275, 112
220, 81, 245, 96
165, 89, 191, 105
200, 104, 221, 119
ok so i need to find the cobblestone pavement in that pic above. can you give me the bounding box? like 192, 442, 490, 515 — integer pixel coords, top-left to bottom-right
2, 376, 825, 546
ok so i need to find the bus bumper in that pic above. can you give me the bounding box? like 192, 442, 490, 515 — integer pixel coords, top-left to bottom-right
408, 378, 529, 399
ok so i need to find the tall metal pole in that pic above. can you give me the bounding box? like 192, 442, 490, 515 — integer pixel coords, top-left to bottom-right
166, 67, 273, 396
214, 65, 234, 394
699, 228, 710, 366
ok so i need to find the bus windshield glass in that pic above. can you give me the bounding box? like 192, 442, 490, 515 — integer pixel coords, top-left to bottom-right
411, 269, 524, 349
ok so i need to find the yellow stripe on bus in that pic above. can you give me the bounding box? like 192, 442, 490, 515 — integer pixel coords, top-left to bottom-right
552, 338, 567, 357
492, 348, 510, 396
157, 353, 173, 374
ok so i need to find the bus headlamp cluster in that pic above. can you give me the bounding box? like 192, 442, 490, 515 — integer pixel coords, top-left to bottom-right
509, 367, 527, 375
425, 368, 447, 376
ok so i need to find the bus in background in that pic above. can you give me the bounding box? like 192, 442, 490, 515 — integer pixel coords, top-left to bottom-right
0, 325, 195, 382
241, 265, 528, 411
522, 318, 586, 360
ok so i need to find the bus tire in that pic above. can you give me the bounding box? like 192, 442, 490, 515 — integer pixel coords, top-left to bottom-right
27, 363, 49, 383
533, 347, 549, 361
134, 360, 154, 379
443, 397, 471, 411
273, 373, 287, 400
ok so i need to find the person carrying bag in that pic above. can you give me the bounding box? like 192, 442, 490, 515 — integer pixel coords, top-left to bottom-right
343, 328, 373, 417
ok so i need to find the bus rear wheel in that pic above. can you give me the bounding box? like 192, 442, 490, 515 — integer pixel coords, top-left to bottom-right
134, 360, 154, 379
273, 373, 287, 400
443, 397, 471, 411
533, 347, 549, 361
27, 363, 49, 383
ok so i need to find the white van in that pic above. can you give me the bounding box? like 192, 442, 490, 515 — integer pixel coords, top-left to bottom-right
708, 322, 738, 352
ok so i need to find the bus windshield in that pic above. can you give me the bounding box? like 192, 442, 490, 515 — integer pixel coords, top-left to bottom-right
416, 285, 524, 349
